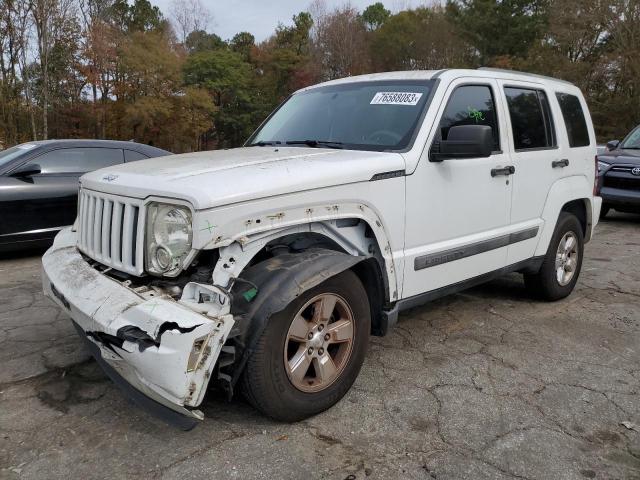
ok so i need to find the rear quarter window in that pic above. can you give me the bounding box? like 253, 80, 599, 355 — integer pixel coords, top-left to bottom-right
555, 93, 591, 148
124, 150, 149, 162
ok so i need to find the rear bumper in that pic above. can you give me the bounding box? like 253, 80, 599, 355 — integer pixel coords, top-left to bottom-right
590, 196, 602, 237
42, 228, 234, 427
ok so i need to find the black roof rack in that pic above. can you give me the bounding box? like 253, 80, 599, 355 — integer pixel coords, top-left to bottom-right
477, 67, 574, 86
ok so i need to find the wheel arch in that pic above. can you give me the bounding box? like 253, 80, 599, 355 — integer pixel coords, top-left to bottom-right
560, 199, 590, 240
207, 208, 398, 305
220, 221, 393, 337
221, 249, 370, 393
536, 176, 594, 256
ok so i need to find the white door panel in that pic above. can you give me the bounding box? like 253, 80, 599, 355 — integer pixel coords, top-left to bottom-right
497, 80, 569, 264
402, 78, 513, 299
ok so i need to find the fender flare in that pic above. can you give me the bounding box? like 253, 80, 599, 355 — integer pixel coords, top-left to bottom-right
536, 175, 593, 256
227, 248, 367, 386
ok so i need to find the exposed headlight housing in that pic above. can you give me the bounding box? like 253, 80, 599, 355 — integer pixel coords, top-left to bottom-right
145, 202, 193, 276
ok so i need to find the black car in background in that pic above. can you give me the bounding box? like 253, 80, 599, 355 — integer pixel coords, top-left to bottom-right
597, 125, 640, 218
0, 140, 170, 252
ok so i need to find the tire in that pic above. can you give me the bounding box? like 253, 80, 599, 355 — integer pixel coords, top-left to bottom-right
524, 212, 584, 301
241, 269, 370, 421
600, 205, 610, 220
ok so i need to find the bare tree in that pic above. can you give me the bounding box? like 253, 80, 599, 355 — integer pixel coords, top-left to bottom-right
170, 0, 212, 44
312, 5, 371, 80
14, 1, 37, 139
308, 0, 328, 37
78, 0, 118, 138
0, 0, 37, 140
32, 0, 56, 139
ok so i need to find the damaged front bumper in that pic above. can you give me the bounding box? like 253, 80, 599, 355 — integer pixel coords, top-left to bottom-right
42, 228, 234, 429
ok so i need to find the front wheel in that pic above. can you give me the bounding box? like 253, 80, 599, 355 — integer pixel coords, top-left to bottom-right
241, 269, 370, 421
524, 212, 584, 301
600, 205, 610, 220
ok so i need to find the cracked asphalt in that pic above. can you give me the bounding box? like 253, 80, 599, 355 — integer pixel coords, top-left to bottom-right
1, 213, 639, 480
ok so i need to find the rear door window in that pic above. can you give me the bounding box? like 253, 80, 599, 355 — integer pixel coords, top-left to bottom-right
505, 87, 557, 150
33, 148, 124, 174
439, 85, 500, 151
555, 93, 590, 148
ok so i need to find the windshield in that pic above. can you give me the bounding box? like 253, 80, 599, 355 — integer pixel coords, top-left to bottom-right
249, 80, 436, 152
621, 126, 640, 149
0, 144, 36, 171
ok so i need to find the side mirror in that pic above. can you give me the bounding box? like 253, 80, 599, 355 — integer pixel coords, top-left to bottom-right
10, 163, 41, 178
606, 140, 620, 151
430, 125, 493, 162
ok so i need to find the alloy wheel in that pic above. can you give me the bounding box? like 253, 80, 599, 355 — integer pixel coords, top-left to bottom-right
283, 293, 355, 393
555, 231, 579, 286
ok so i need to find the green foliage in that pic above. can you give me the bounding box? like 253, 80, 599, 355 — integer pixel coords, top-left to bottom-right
186, 30, 226, 53
184, 48, 257, 147
370, 7, 473, 71
110, 0, 165, 33
184, 49, 251, 100
361, 2, 391, 30
230, 31, 255, 60
1, 0, 639, 150
445, 0, 549, 63
275, 12, 313, 55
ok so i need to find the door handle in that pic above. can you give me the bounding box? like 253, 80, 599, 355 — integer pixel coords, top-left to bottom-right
552, 159, 569, 168
491, 165, 515, 177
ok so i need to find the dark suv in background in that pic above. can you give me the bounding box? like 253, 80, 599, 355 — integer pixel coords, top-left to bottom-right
0, 140, 170, 252
597, 125, 640, 218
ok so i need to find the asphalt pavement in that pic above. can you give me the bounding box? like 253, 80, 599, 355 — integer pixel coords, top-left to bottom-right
1, 212, 639, 479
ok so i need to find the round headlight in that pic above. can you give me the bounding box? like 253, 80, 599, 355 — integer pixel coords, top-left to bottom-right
146, 203, 193, 275
154, 245, 173, 271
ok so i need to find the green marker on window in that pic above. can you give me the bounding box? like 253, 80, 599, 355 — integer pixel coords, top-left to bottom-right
468, 107, 485, 123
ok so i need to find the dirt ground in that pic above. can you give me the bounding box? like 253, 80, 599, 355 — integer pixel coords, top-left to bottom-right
1, 212, 639, 480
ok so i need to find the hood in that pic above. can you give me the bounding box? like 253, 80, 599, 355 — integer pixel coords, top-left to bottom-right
598, 148, 640, 166
81, 147, 406, 210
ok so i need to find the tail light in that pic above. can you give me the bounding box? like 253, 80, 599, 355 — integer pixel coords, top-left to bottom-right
594, 155, 600, 196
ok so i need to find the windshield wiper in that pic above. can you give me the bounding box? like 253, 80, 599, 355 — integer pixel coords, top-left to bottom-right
249, 141, 282, 146
285, 140, 344, 149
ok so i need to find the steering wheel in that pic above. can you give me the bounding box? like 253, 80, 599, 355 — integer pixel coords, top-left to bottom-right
367, 130, 403, 145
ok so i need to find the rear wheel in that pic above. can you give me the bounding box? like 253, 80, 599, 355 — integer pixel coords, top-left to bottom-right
241, 270, 370, 421
525, 212, 584, 301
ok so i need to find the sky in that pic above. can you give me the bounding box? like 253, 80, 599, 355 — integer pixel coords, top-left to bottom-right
151, 0, 426, 42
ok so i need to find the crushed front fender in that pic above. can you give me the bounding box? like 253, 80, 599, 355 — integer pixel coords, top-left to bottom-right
42, 228, 234, 426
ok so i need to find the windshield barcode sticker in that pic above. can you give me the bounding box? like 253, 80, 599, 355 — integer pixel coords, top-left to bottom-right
371, 92, 423, 106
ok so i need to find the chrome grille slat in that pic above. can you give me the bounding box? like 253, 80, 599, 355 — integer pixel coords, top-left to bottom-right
87, 196, 96, 256
135, 207, 144, 269
101, 200, 112, 262
121, 204, 134, 267
77, 189, 144, 275
111, 201, 123, 267
81, 191, 90, 247
93, 198, 103, 258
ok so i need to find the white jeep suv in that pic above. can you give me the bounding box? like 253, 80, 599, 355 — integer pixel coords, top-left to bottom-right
42, 68, 602, 429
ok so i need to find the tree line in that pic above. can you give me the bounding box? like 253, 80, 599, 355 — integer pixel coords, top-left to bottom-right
1, 0, 639, 152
